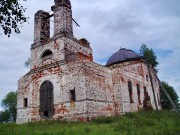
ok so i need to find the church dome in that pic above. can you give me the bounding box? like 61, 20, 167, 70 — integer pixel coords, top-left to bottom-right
106, 48, 141, 66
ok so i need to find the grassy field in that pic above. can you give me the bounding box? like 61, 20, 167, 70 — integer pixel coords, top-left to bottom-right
0, 110, 179, 135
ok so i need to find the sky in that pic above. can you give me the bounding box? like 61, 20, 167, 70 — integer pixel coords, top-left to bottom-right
0, 0, 180, 110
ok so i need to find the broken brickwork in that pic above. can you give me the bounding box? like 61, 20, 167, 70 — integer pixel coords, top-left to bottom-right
34, 10, 50, 44
16, 0, 161, 124
53, 0, 73, 38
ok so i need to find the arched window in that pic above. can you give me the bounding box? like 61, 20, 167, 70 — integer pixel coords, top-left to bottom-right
40, 81, 54, 118
128, 81, 133, 103
136, 84, 141, 104
41, 50, 52, 58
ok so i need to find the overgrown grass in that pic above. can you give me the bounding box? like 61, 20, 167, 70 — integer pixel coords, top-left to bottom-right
0, 110, 179, 135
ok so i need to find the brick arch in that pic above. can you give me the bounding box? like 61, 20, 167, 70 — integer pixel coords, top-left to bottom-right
41, 49, 53, 58
39, 80, 54, 118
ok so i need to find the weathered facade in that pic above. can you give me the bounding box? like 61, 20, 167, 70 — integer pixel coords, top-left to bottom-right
16, 0, 161, 124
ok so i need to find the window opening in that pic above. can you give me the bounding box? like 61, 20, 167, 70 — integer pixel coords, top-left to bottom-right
70, 89, 76, 102
128, 81, 133, 103
41, 50, 52, 58
24, 98, 28, 107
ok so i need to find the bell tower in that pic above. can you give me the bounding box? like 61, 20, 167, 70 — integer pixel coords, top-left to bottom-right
52, 0, 73, 38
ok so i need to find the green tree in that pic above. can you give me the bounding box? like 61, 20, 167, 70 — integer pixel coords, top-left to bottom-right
161, 81, 179, 110
139, 44, 159, 68
0, 0, 28, 37
0, 110, 9, 122
0, 91, 17, 122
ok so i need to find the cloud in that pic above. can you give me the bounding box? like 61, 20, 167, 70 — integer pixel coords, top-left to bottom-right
158, 48, 180, 96
0, 0, 179, 107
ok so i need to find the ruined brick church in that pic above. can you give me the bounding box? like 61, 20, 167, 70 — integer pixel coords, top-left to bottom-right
16, 0, 161, 124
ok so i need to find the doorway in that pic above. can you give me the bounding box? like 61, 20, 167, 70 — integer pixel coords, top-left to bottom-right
40, 81, 54, 118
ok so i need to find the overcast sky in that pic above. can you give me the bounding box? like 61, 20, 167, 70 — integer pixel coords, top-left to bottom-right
0, 0, 180, 110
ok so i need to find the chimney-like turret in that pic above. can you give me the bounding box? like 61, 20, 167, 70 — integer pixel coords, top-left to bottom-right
53, 0, 73, 38
34, 10, 50, 44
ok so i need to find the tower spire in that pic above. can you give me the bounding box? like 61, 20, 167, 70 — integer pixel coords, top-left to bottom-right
53, 0, 73, 38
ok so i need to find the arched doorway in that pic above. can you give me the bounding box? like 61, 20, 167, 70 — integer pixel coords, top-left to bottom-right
40, 81, 54, 118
